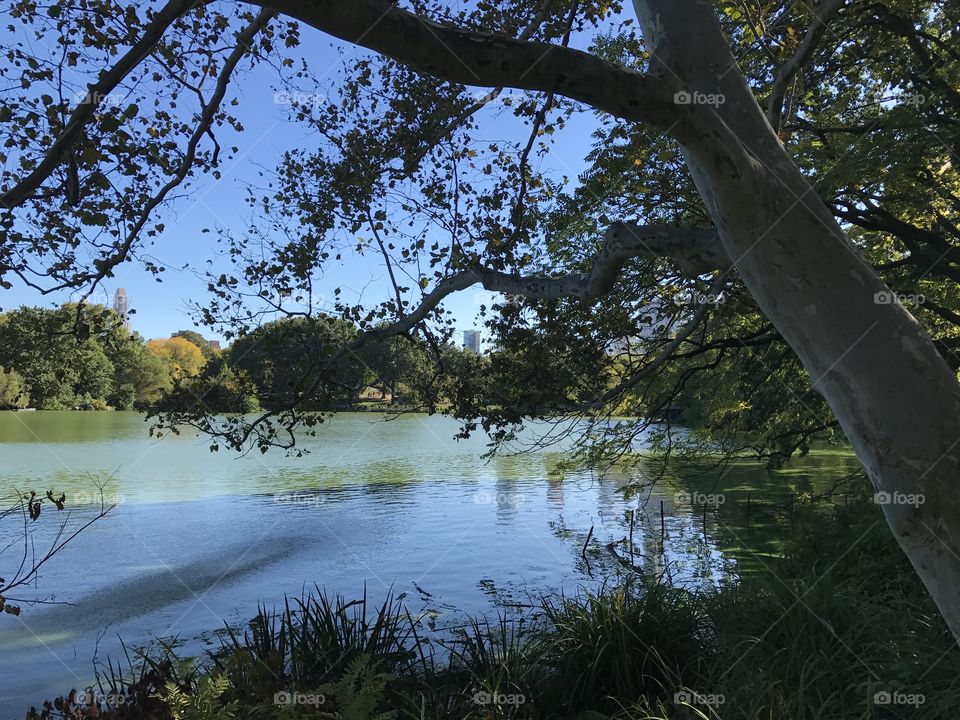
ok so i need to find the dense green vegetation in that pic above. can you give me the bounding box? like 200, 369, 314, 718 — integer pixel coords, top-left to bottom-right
28, 480, 959, 719
0, 306, 479, 413
0, 305, 168, 411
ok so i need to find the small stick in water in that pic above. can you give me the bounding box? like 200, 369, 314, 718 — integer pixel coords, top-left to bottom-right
660, 500, 665, 549
581, 524, 594, 559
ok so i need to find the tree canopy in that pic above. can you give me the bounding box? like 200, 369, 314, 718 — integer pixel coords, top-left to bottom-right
1, 0, 954, 455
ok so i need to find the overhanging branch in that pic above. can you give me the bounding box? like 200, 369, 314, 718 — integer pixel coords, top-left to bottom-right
254, 0, 683, 132
177, 221, 726, 449
399, 222, 725, 309
0, 0, 204, 210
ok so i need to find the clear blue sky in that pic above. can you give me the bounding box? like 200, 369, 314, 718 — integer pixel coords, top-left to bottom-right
2, 9, 608, 344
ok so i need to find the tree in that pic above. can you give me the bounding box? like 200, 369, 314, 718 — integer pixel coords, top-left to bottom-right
0, 367, 29, 409
145, 337, 207, 381
2, 0, 960, 640
227, 316, 365, 410
357, 334, 435, 404
172, 329, 217, 359
156, 355, 260, 415
0, 306, 116, 409
104, 332, 171, 409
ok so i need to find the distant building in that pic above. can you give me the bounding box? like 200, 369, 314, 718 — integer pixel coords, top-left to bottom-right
208, 340, 221, 351
463, 330, 481, 354
112, 288, 130, 330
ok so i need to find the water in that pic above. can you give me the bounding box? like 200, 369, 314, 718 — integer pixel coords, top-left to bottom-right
0, 412, 859, 714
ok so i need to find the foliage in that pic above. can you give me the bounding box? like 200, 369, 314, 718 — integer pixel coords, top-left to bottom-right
157, 674, 236, 720
540, 579, 709, 713
0, 304, 474, 418
153, 356, 260, 416
0, 365, 29, 408
171, 330, 217, 360
319, 655, 397, 720
227, 316, 365, 410
0, 305, 176, 410
145, 338, 207, 382
357, 334, 434, 406
0, 305, 119, 409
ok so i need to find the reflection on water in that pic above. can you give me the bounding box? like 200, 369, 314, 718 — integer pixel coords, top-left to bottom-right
0, 412, 860, 714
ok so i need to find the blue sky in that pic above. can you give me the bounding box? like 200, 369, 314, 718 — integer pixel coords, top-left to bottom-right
2, 9, 609, 344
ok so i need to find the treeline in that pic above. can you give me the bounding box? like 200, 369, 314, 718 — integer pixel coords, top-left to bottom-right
0, 305, 170, 410
0, 306, 479, 412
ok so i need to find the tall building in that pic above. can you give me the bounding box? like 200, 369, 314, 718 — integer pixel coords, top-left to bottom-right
112, 288, 130, 330
463, 330, 480, 354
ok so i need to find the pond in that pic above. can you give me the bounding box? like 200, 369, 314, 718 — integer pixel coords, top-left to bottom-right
0, 412, 860, 714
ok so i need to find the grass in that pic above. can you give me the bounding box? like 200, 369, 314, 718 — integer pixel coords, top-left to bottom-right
25, 483, 960, 720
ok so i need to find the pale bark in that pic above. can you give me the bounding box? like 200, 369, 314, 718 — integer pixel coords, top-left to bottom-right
367, 223, 723, 317
635, 0, 960, 641
258, 0, 684, 133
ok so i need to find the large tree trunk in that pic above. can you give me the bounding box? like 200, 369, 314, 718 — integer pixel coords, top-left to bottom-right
636, 0, 960, 638
242, 0, 960, 639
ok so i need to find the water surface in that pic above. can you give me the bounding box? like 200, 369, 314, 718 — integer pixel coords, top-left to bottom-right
0, 412, 859, 714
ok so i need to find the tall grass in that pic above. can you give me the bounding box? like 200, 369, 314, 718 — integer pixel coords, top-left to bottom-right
213, 586, 419, 709
540, 579, 710, 715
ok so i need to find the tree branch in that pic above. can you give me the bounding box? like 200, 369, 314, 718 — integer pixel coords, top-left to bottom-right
253, 0, 683, 132
0, 0, 204, 210
72, 9, 276, 298
370, 223, 724, 325
157, 221, 726, 449
766, 0, 846, 131
410, 222, 724, 305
